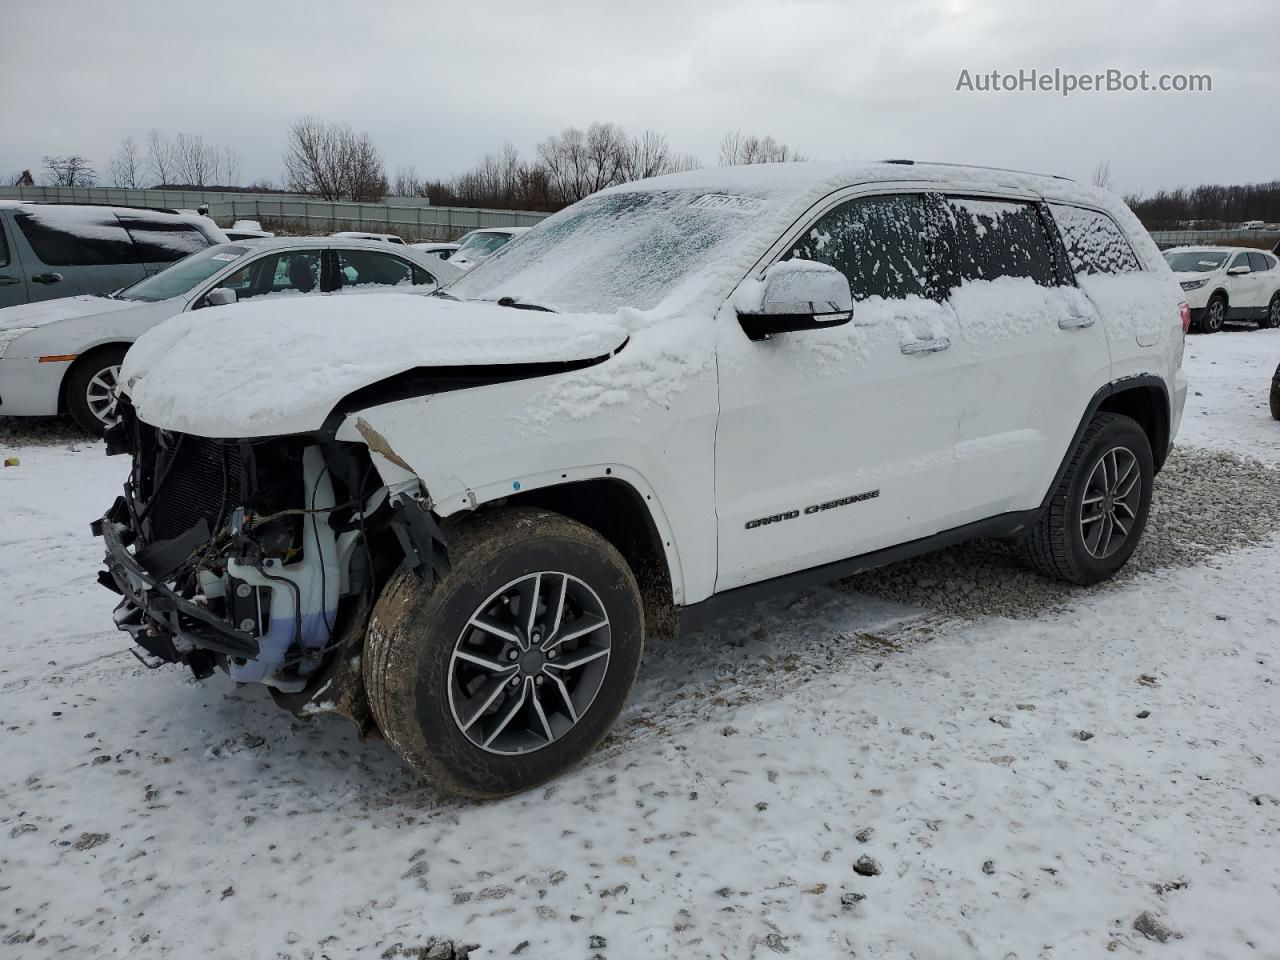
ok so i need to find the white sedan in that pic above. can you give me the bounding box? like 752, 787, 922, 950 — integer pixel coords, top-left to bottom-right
0, 237, 460, 433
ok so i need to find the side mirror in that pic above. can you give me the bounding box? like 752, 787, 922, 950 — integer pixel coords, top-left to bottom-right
737, 260, 853, 342
1227, 265, 1251, 276
204, 287, 238, 307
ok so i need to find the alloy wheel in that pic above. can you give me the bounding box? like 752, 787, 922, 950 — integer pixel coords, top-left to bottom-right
85, 363, 121, 424
1268, 297, 1280, 329
448, 571, 611, 756
1207, 299, 1225, 332
1079, 445, 1142, 559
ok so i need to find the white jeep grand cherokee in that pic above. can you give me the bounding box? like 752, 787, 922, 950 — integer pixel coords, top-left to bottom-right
95, 161, 1189, 796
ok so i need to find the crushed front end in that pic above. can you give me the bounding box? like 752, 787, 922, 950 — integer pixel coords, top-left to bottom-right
93, 397, 447, 715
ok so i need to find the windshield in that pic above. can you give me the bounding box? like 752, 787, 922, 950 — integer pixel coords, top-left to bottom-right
118, 244, 250, 301
454, 231, 513, 260
447, 190, 767, 313
1164, 251, 1228, 273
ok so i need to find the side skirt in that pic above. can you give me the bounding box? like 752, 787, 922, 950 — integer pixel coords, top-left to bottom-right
677, 508, 1040, 636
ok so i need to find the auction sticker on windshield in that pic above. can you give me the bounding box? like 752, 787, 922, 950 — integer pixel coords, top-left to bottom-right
689, 194, 764, 213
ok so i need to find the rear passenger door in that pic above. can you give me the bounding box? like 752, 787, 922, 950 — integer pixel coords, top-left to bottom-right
331, 248, 440, 294
10, 206, 146, 300
939, 196, 1110, 525
0, 214, 28, 308
714, 189, 966, 591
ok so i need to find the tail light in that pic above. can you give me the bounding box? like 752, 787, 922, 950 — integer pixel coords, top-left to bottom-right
1179, 301, 1191, 334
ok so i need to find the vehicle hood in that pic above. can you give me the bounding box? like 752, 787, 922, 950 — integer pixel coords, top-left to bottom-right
121, 293, 628, 438
0, 295, 139, 333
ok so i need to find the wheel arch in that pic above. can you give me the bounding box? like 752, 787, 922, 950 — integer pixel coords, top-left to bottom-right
1042, 375, 1172, 511
462, 476, 679, 645
57, 340, 132, 414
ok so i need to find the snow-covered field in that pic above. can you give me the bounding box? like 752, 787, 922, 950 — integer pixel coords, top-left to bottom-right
2, 330, 1279, 959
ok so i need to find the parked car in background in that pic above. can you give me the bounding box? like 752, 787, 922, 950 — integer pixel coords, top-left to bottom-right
410, 241, 459, 261
0, 237, 459, 433
96, 161, 1186, 796
447, 226, 531, 270
224, 219, 275, 241
330, 231, 406, 245
0, 202, 227, 309
1164, 246, 1280, 332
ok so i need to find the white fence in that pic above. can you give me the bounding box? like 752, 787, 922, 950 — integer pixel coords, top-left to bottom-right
0, 186, 550, 241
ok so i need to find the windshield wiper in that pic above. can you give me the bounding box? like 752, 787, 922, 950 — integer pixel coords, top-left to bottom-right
495, 296, 555, 313
431, 289, 459, 301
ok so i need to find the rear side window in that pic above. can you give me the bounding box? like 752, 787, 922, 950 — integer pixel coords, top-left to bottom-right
1248, 252, 1271, 272
118, 217, 211, 263
14, 207, 137, 266
940, 197, 1059, 288
1049, 204, 1141, 276
785, 193, 945, 301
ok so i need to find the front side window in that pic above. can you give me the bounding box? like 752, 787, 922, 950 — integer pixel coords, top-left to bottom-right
941, 197, 1059, 288
220, 250, 323, 301
1248, 252, 1271, 273
785, 193, 944, 301
0, 218, 10, 268
118, 217, 211, 263
118, 244, 250, 302
1050, 204, 1141, 276
14, 207, 137, 266
1229, 252, 1251, 271
335, 249, 428, 290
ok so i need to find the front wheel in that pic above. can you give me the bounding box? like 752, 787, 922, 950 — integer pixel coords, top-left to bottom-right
1020, 413, 1154, 585
65, 346, 128, 436
1200, 294, 1226, 333
364, 507, 644, 797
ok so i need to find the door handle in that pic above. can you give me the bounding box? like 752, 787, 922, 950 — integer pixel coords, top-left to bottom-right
900, 336, 951, 355
31, 272, 63, 284
1058, 315, 1095, 330
0, 275, 20, 286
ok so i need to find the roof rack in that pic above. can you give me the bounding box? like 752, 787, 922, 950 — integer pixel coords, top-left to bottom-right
878, 159, 1074, 182
12, 200, 185, 215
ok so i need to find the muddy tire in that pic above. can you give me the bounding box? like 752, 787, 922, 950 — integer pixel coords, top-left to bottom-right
1019, 413, 1154, 585
364, 507, 643, 798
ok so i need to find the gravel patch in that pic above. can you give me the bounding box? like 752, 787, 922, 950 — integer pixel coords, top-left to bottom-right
843, 446, 1280, 619
0, 415, 95, 449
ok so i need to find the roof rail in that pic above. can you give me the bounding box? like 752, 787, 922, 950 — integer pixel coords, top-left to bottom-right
13, 200, 185, 215
878, 159, 1074, 182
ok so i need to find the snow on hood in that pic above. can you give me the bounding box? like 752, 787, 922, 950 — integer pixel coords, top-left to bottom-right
0, 295, 137, 333
122, 293, 628, 438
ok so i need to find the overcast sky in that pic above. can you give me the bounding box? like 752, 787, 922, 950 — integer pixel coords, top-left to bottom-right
2, 0, 1276, 196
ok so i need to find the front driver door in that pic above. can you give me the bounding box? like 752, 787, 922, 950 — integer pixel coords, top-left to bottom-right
713, 189, 964, 592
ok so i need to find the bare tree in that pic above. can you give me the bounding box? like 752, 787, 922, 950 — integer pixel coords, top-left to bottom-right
393, 165, 424, 197
42, 155, 96, 187
1091, 160, 1114, 191
219, 146, 241, 187
719, 130, 805, 166
283, 116, 387, 201
107, 136, 144, 188
146, 129, 175, 186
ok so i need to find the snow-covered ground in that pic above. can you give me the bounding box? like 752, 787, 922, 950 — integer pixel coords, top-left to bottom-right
2, 330, 1279, 959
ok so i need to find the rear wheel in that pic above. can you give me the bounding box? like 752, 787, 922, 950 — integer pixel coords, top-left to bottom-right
1270, 365, 1280, 421
364, 507, 644, 797
1262, 293, 1280, 330
1201, 294, 1227, 333
1020, 413, 1154, 585
65, 346, 128, 436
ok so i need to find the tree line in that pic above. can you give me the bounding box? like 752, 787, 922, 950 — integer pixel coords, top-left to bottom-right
1124, 181, 1280, 229
8, 121, 803, 211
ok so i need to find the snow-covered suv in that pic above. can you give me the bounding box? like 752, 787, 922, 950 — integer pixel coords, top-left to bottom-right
94, 161, 1188, 796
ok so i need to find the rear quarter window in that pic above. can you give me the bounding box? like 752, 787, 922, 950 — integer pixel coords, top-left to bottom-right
118, 217, 213, 263
1050, 204, 1142, 276
14, 207, 138, 266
